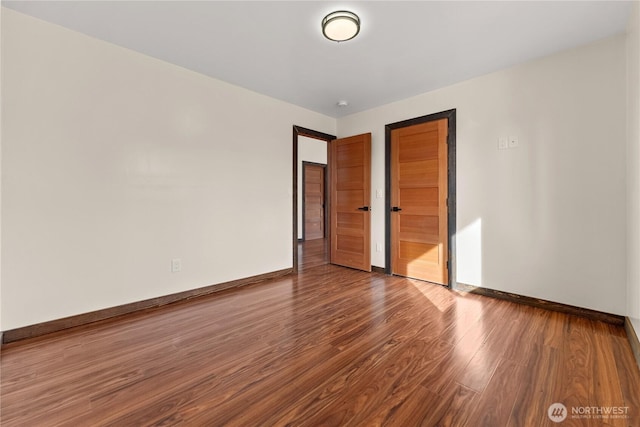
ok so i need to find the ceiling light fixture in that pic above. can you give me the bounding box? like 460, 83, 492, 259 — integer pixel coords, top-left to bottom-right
322, 11, 360, 42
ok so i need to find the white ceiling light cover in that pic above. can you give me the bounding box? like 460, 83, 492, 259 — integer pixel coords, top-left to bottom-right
322, 11, 360, 42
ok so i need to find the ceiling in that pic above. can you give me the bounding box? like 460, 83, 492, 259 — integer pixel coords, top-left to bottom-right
2, 1, 634, 118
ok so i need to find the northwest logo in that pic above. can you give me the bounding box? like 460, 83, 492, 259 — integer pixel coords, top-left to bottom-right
548, 403, 568, 423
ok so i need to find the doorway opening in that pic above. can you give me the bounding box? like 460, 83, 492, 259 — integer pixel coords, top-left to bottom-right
293, 126, 335, 273
384, 109, 457, 287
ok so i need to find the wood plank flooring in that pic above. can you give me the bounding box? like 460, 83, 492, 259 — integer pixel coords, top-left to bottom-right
1, 239, 639, 426
298, 237, 328, 271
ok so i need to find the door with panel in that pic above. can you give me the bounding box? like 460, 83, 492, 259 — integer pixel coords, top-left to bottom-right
391, 119, 448, 284
303, 163, 325, 240
330, 133, 372, 272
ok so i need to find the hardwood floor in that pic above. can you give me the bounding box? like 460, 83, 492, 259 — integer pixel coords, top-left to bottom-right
1, 241, 639, 426
298, 237, 328, 271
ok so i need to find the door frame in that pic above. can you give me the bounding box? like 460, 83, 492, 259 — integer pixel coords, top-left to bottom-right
301, 161, 327, 241
384, 109, 457, 288
293, 126, 335, 273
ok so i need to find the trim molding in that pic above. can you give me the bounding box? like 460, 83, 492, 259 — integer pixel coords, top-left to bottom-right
455, 283, 624, 326
293, 126, 335, 273
2, 268, 292, 344
625, 317, 640, 370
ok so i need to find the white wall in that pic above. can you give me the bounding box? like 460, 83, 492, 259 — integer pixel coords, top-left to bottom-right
297, 136, 327, 239
338, 35, 628, 315
0, 6, 3, 332
1, 7, 633, 331
0, 9, 335, 331
627, 2, 640, 334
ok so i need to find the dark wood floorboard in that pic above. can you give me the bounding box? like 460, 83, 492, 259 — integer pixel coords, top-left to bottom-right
1, 240, 639, 426
298, 237, 328, 271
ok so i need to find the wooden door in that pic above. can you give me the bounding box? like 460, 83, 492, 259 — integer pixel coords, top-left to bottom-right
391, 119, 448, 284
303, 163, 325, 240
330, 133, 371, 271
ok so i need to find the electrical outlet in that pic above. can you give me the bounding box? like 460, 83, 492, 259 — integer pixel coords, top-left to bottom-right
508, 136, 519, 148
171, 258, 182, 273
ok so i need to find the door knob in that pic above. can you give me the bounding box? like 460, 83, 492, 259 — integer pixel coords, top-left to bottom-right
357, 206, 370, 211
391, 206, 402, 212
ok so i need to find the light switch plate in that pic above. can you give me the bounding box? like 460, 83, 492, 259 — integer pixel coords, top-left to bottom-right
508, 136, 519, 148
376, 189, 383, 199
498, 137, 508, 150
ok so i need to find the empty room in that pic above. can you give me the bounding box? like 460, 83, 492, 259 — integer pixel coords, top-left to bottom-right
1, 1, 640, 426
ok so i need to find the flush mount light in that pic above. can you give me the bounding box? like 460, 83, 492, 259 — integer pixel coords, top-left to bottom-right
322, 11, 360, 42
